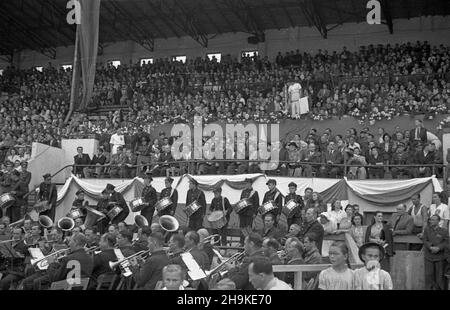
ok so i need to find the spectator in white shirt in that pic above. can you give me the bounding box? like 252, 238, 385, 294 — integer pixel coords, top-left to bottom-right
329, 200, 347, 225
319, 212, 338, 235
429, 193, 450, 230
109, 128, 125, 155
288, 77, 302, 117
249, 258, 292, 290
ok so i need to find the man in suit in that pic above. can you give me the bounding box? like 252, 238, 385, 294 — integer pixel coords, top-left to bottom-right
228, 232, 266, 290
389, 204, 414, 236
88, 233, 118, 289
185, 179, 206, 231
410, 119, 428, 147
158, 177, 178, 217
298, 207, 324, 254
302, 143, 322, 177
0, 228, 28, 290
319, 141, 343, 178
423, 214, 449, 290
49, 233, 94, 284
73, 146, 91, 178
86, 146, 108, 178
38, 173, 58, 221
413, 143, 435, 178
132, 232, 169, 290
140, 175, 157, 225
184, 231, 210, 270
260, 213, 283, 242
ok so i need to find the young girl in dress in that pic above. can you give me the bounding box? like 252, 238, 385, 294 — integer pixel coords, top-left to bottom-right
318, 241, 354, 290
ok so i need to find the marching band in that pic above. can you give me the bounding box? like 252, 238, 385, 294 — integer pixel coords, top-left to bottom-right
0, 173, 321, 291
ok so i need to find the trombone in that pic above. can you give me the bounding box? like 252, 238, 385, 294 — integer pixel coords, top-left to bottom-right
108, 250, 151, 271
85, 246, 101, 254
30, 248, 70, 267
205, 251, 245, 277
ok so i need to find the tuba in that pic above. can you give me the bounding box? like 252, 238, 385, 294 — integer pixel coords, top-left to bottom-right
38, 215, 53, 229
134, 215, 149, 228
159, 215, 179, 232
57, 217, 75, 232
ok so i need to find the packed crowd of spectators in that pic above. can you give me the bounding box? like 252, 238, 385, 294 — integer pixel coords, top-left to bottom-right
0, 41, 449, 177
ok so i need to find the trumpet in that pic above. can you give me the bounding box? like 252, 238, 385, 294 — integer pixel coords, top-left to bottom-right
85, 245, 100, 254
30, 248, 70, 267
108, 250, 151, 271
0, 239, 14, 244
202, 234, 221, 245
8, 218, 25, 228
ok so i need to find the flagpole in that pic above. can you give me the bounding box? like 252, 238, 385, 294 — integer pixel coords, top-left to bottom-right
65, 24, 81, 124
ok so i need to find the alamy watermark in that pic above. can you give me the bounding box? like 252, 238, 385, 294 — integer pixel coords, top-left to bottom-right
366, 0, 381, 25
170, 116, 281, 171
66, 0, 81, 25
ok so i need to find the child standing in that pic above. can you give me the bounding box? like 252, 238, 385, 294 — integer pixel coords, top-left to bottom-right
318, 241, 354, 290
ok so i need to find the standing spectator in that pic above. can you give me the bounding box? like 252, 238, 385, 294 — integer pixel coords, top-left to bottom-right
423, 214, 449, 290
408, 193, 428, 237
318, 241, 354, 290
410, 119, 428, 146
389, 204, 414, 236
110, 128, 125, 155
349, 213, 366, 247
365, 211, 394, 272
428, 193, 450, 230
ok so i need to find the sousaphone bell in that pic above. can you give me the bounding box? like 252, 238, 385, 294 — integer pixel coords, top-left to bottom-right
159, 215, 179, 232
134, 215, 149, 228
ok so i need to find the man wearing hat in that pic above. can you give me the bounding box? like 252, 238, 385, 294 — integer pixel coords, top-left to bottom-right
140, 175, 157, 225
238, 178, 260, 245
8, 170, 28, 222
37, 173, 58, 221
208, 187, 232, 246
185, 179, 206, 231
105, 183, 129, 225
70, 189, 88, 220
158, 177, 178, 217
287, 142, 302, 177
284, 182, 304, 228
261, 179, 283, 224
353, 242, 393, 290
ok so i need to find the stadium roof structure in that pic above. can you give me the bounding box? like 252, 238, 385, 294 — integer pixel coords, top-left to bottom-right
1, 0, 449, 62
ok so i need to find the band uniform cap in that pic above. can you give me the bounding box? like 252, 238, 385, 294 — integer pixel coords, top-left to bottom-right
288, 182, 297, 188
106, 183, 115, 191
76, 189, 84, 195
165, 177, 174, 183
358, 242, 385, 262
43, 173, 52, 179
266, 179, 276, 185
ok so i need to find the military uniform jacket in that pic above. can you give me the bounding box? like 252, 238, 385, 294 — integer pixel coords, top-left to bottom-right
141, 185, 157, 212
262, 189, 283, 216
186, 188, 206, 219
51, 248, 94, 282
11, 180, 29, 207
239, 188, 260, 218
284, 193, 304, 219
209, 196, 232, 222
71, 198, 87, 218
423, 225, 449, 261
159, 187, 178, 215
109, 191, 129, 220
38, 182, 57, 207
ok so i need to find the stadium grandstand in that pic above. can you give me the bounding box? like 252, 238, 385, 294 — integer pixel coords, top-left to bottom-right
0, 0, 449, 291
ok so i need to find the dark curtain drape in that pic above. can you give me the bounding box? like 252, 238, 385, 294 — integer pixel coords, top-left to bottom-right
78, 0, 101, 110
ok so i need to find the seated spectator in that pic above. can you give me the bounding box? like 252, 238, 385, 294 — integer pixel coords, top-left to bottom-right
338, 205, 354, 230
305, 192, 327, 214
248, 258, 292, 290
347, 147, 367, 179
287, 142, 301, 177
121, 148, 137, 178
319, 213, 337, 235
367, 147, 384, 179
260, 213, 283, 242
319, 142, 343, 178
329, 200, 347, 225
390, 142, 410, 179
301, 143, 322, 177
262, 237, 285, 281
73, 146, 91, 178
86, 146, 108, 178
413, 143, 435, 178
302, 233, 323, 285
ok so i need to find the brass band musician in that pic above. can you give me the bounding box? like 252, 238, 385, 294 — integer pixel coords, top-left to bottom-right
0, 228, 28, 290
284, 182, 304, 228
140, 175, 157, 224
38, 173, 58, 221
239, 178, 260, 245
88, 233, 118, 290
105, 184, 129, 225
208, 187, 232, 246
9, 170, 28, 222
261, 179, 283, 225
185, 179, 206, 231
158, 177, 178, 217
